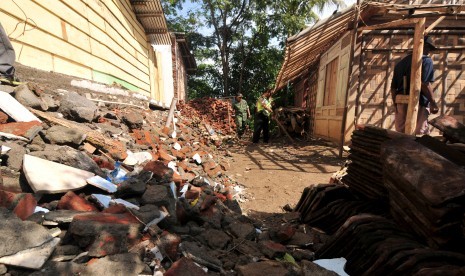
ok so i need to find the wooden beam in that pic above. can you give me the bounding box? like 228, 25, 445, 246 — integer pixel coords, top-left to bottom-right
405, 17, 426, 135
136, 12, 163, 18
146, 29, 168, 34
425, 16, 446, 34
358, 18, 419, 31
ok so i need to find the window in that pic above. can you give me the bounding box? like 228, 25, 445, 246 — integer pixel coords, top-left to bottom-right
323, 57, 339, 106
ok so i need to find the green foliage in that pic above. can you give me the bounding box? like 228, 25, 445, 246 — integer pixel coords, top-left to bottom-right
165, 0, 346, 102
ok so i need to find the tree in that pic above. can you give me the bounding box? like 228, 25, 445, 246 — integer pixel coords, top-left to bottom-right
164, 0, 345, 101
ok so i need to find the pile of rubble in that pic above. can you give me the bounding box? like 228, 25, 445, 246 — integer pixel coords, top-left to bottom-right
177, 98, 236, 136
295, 122, 465, 275
0, 82, 338, 275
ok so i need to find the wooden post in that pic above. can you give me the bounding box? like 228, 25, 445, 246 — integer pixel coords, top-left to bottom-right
165, 97, 177, 128
405, 18, 426, 135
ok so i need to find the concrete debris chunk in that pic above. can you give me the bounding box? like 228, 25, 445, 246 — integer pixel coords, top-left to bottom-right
23, 154, 94, 193
86, 175, 117, 193
0, 237, 60, 270
0, 91, 41, 122
58, 91, 98, 123
44, 125, 86, 146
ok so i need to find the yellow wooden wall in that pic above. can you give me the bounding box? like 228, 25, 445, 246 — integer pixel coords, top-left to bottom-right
0, 0, 158, 97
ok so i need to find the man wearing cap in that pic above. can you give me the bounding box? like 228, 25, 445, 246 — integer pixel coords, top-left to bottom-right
390, 36, 439, 135
232, 93, 250, 138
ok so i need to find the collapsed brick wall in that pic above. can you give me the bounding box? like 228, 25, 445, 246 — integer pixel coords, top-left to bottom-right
357, 33, 465, 134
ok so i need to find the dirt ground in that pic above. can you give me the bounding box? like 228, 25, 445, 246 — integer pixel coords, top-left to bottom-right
228, 137, 346, 215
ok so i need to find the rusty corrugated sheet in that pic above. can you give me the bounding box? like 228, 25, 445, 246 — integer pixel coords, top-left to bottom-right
131, 0, 171, 45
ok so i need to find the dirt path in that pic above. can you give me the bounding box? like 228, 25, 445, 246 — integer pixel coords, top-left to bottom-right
227, 139, 346, 215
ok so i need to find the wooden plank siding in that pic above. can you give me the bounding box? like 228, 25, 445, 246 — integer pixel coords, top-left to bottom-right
0, 0, 160, 97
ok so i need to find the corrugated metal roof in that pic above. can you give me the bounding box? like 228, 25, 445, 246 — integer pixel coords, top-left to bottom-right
131, 0, 171, 45
274, 3, 366, 91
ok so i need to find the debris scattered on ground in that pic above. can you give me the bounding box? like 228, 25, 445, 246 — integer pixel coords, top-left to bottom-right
0, 80, 336, 275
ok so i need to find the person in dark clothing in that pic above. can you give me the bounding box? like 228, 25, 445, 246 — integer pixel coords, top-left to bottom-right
390, 36, 439, 134
253, 89, 273, 143
0, 22, 16, 81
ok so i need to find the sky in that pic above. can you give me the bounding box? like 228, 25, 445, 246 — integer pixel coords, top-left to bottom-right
179, 0, 357, 22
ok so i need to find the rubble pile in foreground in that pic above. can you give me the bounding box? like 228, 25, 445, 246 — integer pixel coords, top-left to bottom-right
0, 83, 337, 275
296, 123, 465, 275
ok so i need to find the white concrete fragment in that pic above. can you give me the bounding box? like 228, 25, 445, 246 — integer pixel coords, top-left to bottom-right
192, 153, 202, 164
123, 151, 153, 166
1, 145, 11, 154
111, 198, 140, 210
91, 194, 112, 209
313, 257, 349, 276
173, 142, 181, 151
150, 246, 164, 262
34, 206, 50, 213
0, 91, 41, 122
0, 238, 60, 270
86, 175, 117, 193
23, 155, 94, 193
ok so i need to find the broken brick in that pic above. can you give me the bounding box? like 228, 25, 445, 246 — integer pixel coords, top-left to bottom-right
258, 240, 287, 259
0, 190, 37, 220
143, 161, 173, 182
57, 191, 98, 212
164, 257, 207, 276
0, 121, 42, 140
0, 111, 8, 124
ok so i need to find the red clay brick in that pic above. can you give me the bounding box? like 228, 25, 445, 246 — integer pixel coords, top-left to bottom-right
57, 191, 98, 212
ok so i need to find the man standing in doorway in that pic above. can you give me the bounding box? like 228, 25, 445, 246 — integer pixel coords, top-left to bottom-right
232, 93, 251, 139
390, 36, 439, 134
0, 22, 16, 81
253, 89, 273, 143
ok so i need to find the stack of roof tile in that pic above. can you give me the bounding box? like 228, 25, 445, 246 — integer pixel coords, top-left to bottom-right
294, 184, 387, 234
342, 125, 411, 200
381, 138, 465, 249
317, 214, 465, 275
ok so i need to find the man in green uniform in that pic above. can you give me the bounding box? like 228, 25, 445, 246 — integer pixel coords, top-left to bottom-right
232, 93, 250, 138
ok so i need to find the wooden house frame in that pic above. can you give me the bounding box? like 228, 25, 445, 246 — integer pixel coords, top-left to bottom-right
275, 0, 465, 150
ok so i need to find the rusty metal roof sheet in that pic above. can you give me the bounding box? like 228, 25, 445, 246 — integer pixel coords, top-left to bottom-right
131, 0, 171, 45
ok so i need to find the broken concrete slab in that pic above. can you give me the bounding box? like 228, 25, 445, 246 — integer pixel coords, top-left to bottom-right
2, 141, 27, 171
141, 185, 173, 206
58, 91, 98, 123
0, 238, 60, 270
122, 112, 144, 129
44, 210, 97, 225
23, 154, 95, 193
0, 91, 41, 122
0, 208, 54, 258
44, 125, 86, 146
14, 84, 43, 110
30, 145, 104, 176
